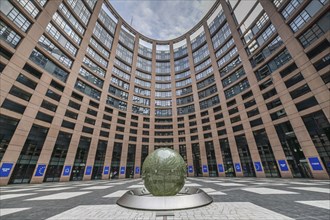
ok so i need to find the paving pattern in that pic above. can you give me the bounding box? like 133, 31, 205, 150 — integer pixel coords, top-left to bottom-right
0, 177, 329, 219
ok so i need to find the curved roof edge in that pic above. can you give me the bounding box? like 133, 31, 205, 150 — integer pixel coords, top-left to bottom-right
105, 0, 221, 44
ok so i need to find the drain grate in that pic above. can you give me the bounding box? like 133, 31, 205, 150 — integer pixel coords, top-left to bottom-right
155, 212, 175, 220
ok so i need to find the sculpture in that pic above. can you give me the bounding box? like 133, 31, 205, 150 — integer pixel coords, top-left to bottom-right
142, 148, 186, 196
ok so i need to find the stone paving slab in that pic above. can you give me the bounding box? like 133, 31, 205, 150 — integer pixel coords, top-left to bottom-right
46, 202, 294, 220
1, 177, 330, 220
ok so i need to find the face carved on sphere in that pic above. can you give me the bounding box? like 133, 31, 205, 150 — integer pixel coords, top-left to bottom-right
142, 148, 186, 196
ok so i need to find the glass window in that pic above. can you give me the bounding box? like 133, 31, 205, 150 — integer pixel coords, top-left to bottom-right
222, 67, 245, 88
155, 91, 171, 98
135, 78, 151, 88
250, 36, 283, 67
290, 84, 311, 99
52, 12, 81, 45
9, 125, 48, 184
196, 66, 213, 81
253, 129, 280, 177
36, 0, 47, 7
38, 35, 73, 68
74, 79, 101, 100
215, 38, 235, 59
156, 62, 170, 74
9, 86, 31, 101
119, 29, 135, 50
219, 56, 241, 77
71, 136, 91, 181
235, 134, 256, 177
176, 86, 192, 96
133, 95, 150, 106
155, 83, 171, 90
45, 23, 77, 56
197, 75, 215, 89
155, 75, 171, 81
1, 0, 31, 32
1, 99, 26, 114
137, 56, 152, 72
212, 23, 231, 49
281, 0, 303, 19
98, 6, 116, 35
138, 44, 152, 58
17, 0, 40, 18
198, 85, 217, 99
155, 108, 172, 117
255, 49, 292, 81
93, 22, 113, 49
82, 57, 106, 78
224, 79, 250, 99
85, 0, 97, 9
191, 32, 206, 50
90, 37, 110, 58
135, 70, 151, 80
58, 3, 85, 35
176, 78, 192, 88
155, 99, 172, 107
195, 59, 212, 72
29, 49, 68, 82
177, 95, 194, 105
302, 111, 330, 175
116, 44, 133, 64
174, 45, 188, 59
193, 44, 209, 64
0, 115, 20, 161
314, 54, 330, 71
175, 70, 190, 80
199, 95, 220, 110
109, 85, 128, 100
114, 58, 131, 72
134, 86, 150, 97
156, 50, 170, 60
295, 97, 318, 111
0, 20, 21, 48
79, 67, 103, 88
112, 67, 130, 82
132, 105, 150, 115
217, 47, 238, 68
209, 10, 226, 35
298, 13, 330, 48
16, 74, 37, 89
106, 95, 127, 110
66, 0, 91, 25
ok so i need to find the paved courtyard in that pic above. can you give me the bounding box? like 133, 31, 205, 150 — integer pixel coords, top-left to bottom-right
0, 177, 329, 220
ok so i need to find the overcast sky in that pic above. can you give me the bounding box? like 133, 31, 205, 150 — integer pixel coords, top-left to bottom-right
109, 0, 216, 40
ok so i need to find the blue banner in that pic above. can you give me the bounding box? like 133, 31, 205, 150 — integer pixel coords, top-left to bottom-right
254, 162, 263, 172
234, 163, 241, 172
120, 166, 125, 174
202, 165, 208, 173
218, 164, 224, 172
85, 166, 92, 175
188, 165, 193, 173
63, 165, 71, 176
278, 160, 289, 171
308, 157, 323, 171
135, 166, 140, 174
0, 163, 14, 177
103, 166, 110, 175
35, 164, 46, 177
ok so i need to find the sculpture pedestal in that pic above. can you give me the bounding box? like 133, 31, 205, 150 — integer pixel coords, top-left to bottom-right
116, 187, 213, 210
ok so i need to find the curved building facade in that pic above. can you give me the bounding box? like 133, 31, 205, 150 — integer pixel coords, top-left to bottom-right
0, 0, 329, 185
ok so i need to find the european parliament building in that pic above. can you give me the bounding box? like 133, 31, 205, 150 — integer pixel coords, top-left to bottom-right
0, 0, 329, 186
